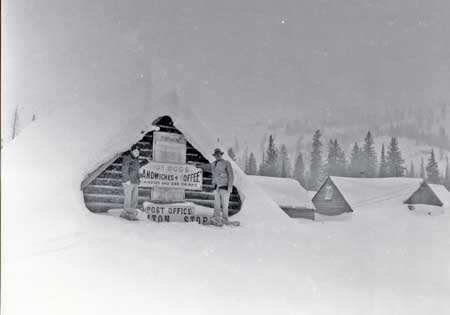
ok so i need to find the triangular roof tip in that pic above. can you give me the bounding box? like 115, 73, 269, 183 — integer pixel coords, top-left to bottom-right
73, 90, 291, 223
407, 182, 450, 207
428, 184, 450, 207
314, 176, 423, 210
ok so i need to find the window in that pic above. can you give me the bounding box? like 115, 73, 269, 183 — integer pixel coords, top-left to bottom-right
324, 185, 333, 200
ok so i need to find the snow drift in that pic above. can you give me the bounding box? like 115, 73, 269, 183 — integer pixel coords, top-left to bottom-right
2, 92, 450, 315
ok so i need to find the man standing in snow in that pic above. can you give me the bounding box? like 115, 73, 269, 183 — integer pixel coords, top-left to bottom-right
121, 144, 147, 220
211, 148, 234, 226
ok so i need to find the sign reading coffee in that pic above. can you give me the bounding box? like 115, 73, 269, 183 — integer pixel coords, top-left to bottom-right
139, 161, 203, 190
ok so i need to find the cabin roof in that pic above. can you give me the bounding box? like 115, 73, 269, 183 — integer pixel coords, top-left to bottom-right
249, 175, 315, 210
319, 176, 423, 210
428, 184, 450, 207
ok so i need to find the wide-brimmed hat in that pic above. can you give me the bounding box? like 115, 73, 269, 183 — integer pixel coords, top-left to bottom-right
212, 148, 224, 156
131, 144, 140, 151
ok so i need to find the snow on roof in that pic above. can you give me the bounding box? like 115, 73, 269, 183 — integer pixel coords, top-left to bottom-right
2, 91, 290, 252
428, 184, 450, 207
249, 175, 315, 210
329, 176, 423, 210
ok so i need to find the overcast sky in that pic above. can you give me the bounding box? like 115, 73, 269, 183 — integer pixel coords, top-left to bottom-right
3, 0, 450, 122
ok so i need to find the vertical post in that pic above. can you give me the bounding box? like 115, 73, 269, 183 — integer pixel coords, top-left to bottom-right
12, 106, 19, 140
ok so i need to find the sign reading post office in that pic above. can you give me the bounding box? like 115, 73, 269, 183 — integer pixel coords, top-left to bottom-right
139, 161, 203, 190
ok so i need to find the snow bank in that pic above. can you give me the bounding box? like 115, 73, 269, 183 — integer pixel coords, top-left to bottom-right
2, 92, 450, 315
249, 175, 314, 210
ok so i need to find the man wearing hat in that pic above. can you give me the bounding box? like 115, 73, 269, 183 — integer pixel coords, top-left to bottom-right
210, 148, 234, 225
120, 144, 148, 220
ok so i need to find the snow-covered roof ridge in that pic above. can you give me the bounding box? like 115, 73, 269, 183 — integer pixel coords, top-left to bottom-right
328, 176, 423, 209
249, 175, 314, 210
428, 184, 450, 207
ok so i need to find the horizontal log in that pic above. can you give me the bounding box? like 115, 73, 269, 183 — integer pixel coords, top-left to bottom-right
84, 193, 151, 204
83, 185, 240, 201
83, 185, 151, 197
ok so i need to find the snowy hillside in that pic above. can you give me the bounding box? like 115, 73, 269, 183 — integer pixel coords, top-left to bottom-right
2, 93, 450, 315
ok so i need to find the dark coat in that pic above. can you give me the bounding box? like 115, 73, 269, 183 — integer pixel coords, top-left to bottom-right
122, 153, 147, 184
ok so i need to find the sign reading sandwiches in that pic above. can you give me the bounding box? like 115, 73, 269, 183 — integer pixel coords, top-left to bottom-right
139, 161, 203, 190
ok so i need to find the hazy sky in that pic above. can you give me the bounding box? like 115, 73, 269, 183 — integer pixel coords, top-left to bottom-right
3, 0, 450, 121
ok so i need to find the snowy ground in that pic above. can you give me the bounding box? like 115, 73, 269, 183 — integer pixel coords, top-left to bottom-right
2, 96, 450, 315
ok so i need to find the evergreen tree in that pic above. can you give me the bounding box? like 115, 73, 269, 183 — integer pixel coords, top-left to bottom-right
426, 149, 440, 184
293, 152, 306, 187
386, 137, 405, 177
379, 144, 389, 177
279, 144, 291, 177
241, 146, 249, 173
247, 152, 258, 175
444, 157, 450, 191
362, 131, 378, 177
325, 139, 346, 176
349, 142, 363, 177
420, 157, 425, 179
326, 139, 339, 176
336, 144, 347, 176
408, 161, 415, 178
227, 147, 236, 161
260, 135, 278, 176
309, 130, 323, 190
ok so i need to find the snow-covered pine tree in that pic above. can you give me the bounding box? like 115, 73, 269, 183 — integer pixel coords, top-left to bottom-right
260, 135, 278, 177
379, 144, 389, 177
242, 147, 250, 173
349, 142, 363, 177
227, 147, 236, 161
420, 157, 425, 179
386, 137, 405, 177
337, 144, 347, 176
247, 152, 258, 175
362, 131, 377, 177
326, 139, 338, 176
279, 144, 291, 178
293, 152, 306, 188
426, 149, 440, 184
309, 130, 323, 190
444, 157, 450, 191
408, 161, 415, 178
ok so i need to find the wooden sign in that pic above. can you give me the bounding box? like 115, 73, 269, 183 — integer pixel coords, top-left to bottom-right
143, 202, 211, 224
140, 161, 203, 190
153, 132, 186, 163
151, 131, 187, 202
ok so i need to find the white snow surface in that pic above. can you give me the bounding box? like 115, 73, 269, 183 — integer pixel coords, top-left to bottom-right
428, 184, 450, 208
329, 176, 424, 210
2, 93, 450, 315
249, 175, 315, 210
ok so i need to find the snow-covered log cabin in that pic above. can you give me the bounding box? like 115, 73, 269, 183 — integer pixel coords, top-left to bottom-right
249, 175, 315, 220
313, 176, 423, 215
80, 114, 242, 215
405, 181, 450, 208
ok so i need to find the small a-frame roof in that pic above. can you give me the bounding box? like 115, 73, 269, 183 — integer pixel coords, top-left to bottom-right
427, 184, 450, 207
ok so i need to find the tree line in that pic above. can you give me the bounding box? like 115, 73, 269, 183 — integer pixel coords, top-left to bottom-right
230, 130, 450, 192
